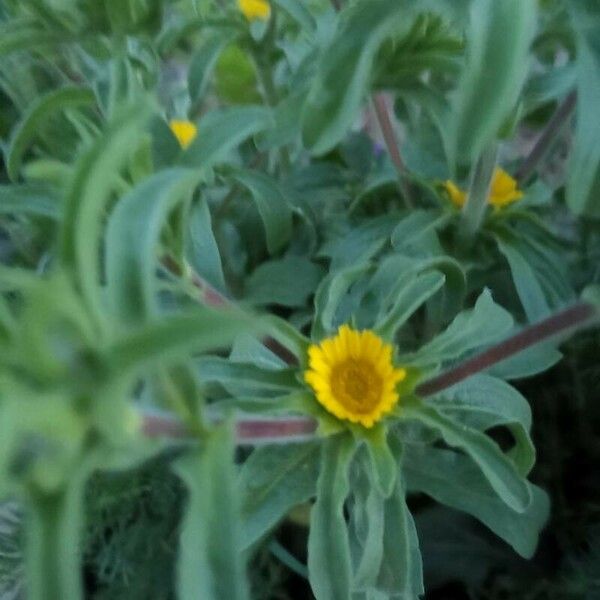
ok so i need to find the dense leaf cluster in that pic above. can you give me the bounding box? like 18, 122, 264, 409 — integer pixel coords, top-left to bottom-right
0, 0, 599, 599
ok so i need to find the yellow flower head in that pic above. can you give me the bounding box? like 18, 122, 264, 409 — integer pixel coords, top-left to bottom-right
444, 168, 523, 210
238, 0, 271, 21
304, 325, 406, 428
169, 119, 197, 149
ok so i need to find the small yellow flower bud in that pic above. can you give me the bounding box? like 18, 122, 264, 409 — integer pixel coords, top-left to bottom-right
169, 119, 198, 150
238, 0, 271, 21
443, 168, 523, 210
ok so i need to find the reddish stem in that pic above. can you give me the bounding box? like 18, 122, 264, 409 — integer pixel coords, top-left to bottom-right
161, 255, 297, 364
372, 93, 414, 208
142, 412, 317, 443
416, 301, 597, 397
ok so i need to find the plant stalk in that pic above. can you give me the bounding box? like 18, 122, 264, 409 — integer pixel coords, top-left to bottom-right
416, 301, 598, 397
25, 474, 87, 600
461, 143, 498, 239
372, 93, 414, 208
139, 301, 598, 444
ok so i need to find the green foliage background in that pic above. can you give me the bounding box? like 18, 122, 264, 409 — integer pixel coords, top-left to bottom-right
0, 0, 599, 598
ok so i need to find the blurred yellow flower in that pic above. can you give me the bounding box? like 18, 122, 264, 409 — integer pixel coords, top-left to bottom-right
238, 0, 271, 21
304, 325, 406, 428
444, 167, 523, 210
169, 119, 197, 149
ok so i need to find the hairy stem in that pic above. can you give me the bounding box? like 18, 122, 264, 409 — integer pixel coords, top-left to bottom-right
372, 93, 414, 208
142, 411, 317, 443
416, 301, 598, 397
140, 302, 598, 444
515, 91, 577, 185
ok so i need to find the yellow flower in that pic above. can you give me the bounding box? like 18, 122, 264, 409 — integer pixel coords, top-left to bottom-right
169, 119, 197, 149
238, 0, 271, 21
444, 168, 523, 210
304, 325, 406, 428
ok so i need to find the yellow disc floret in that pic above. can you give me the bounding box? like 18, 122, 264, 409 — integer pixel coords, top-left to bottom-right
169, 119, 198, 149
444, 167, 523, 210
304, 325, 406, 428
238, 0, 271, 21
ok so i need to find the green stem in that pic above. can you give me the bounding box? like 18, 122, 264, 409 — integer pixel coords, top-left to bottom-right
25, 474, 87, 600
461, 144, 498, 239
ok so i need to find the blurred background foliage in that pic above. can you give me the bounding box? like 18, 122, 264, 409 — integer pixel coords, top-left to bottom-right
0, 0, 599, 598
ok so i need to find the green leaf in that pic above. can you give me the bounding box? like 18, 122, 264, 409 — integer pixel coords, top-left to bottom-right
255, 91, 306, 151
196, 356, 298, 395
0, 184, 59, 218
240, 442, 320, 550
429, 374, 535, 475
390, 209, 450, 254
180, 106, 271, 169
244, 256, 325, 308
272, 0, 316, 32
566, 4, 600, 216
186, 196, 226, 293
489, 343, 562, 380
301, 0, 408, 154
374, 270, 445, 341
403, 403, 532, 513
230, 169, 293, 255
447, 0, 536, 166
174, 426, 249, 600
495, 233, 551, 321
366, 254, 465, 333
107, 308, 257, 374
188, 28, 238, 108
262, 314, 311, 366
312, 262, 373, 339
362, 426, 396, 498
349, 466, 384, 592
405, 288, 513, 365
308, 434, 356, 600
404, 446, 550, 558
24, 459, 93, 600
59, 101, 152, 329
0, 26, 64, 58
105, 168, 201, 324
319, 216, 395, 270
6, 86, 95, 181
375, 459, 424, 597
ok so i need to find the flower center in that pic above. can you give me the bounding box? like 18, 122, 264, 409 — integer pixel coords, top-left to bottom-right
330, 359, 383, 414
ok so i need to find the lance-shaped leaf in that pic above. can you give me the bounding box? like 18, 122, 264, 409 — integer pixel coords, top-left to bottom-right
402, 402, 532, 513
239, 442, 320, 550
404, 445, 549, 558
428, 374, 535, 475
107, 308, 258, 374
566, 3, 600, 216
174, 426, 249, 600
180, 106, 271, 169
6, 86, 95, 181
308, 434, 356, 600
404, 288, 513, 365
447, 0, 536, 166
105, 167, 201, 324
0, 184, 59, 219
59, 101, 152, 328
229, 169, 293, 255
301, 0, 408, 155
374, 442, 424, 597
